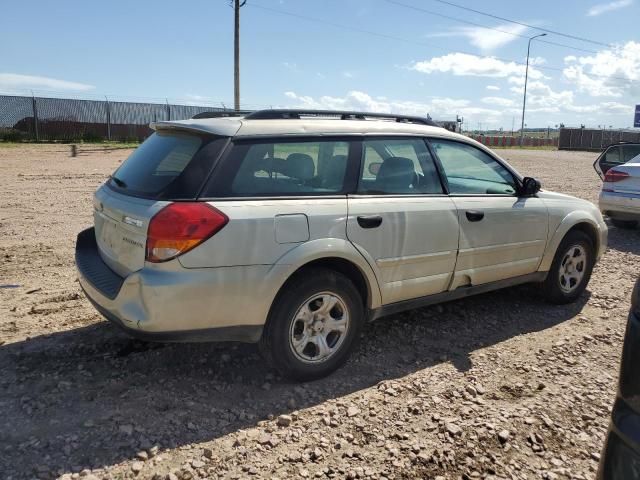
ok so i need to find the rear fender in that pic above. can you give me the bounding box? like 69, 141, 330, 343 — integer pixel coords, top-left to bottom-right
265, 238, 383, 310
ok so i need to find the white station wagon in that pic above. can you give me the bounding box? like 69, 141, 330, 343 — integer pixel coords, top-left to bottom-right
76, 109, 608, 380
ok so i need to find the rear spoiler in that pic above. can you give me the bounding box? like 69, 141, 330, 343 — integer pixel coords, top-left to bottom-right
150, 119, 241, 137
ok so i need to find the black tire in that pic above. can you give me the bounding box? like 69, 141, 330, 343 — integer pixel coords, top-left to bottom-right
259, 268, 364, 381
543, 230, 594, 304
611, 218, 638, 229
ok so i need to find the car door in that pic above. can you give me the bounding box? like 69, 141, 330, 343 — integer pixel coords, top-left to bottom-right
428, 138, 549, 289
594, 145, 624, 179
346, 137, 459, 305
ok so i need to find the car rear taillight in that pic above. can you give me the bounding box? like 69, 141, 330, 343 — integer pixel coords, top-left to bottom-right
146, 203, 228, 263
604, 169, 630, 183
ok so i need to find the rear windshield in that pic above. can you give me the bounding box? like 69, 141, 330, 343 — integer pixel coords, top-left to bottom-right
107, 131, 226, 199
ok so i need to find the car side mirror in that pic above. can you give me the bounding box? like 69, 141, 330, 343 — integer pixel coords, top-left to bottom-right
368, 162, 382, 176
520, 177, 541, 196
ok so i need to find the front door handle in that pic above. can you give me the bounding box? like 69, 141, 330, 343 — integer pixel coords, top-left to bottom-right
357, 215, 383, 229
465, 210, 484, 222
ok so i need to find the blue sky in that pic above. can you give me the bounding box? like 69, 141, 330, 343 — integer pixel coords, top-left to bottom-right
1, 0, 639, 129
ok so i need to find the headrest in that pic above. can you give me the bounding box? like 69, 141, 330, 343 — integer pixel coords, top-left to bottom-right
377, 156, 415, 177
286, 153, 315, 180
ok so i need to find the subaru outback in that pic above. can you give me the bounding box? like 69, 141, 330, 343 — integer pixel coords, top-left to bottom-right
76, 109, 608, 380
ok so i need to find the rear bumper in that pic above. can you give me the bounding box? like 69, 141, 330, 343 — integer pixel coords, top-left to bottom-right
75, 227, 273, 343
598, 309, 640, 479
599, 191, 640, 221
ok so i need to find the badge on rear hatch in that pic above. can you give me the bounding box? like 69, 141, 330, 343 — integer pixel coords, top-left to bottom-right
123, 216, 143, 228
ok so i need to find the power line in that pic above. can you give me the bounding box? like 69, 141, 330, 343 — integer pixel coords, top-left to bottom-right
429, 0, 614, 48
247, 3, 633, 84
385, 0, 599, 54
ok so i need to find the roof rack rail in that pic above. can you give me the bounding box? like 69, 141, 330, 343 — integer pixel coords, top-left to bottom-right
244, 109, 441, 127
191, 110, 249, 119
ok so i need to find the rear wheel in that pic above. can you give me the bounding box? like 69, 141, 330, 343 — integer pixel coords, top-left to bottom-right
543, 230, 594, 304
259, 268, 364, 381
611, 218, 638, 229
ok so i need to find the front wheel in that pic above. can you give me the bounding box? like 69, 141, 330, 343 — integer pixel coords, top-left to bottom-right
259, 268, 364, 381
543, 230, 595, 304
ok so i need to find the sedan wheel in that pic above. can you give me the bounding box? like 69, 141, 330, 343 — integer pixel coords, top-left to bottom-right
259, 268, 364, 381
289, 292, 350, 364
558, 244, 587, 294
543, 230, 594, 304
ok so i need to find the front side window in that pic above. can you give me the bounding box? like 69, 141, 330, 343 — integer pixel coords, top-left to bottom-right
430, 139, 517, 195
358, 138, 443, 194
211, 140, 350, 196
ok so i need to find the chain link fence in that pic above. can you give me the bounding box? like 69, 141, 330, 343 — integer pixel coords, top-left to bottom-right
0, 94, 242, 142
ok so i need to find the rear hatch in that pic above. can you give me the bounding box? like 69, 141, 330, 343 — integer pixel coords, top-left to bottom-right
94, 129, 228, 276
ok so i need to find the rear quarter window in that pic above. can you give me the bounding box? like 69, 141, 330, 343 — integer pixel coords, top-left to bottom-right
107, 131, 227, 200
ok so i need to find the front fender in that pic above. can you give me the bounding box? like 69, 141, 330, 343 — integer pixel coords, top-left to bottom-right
538, 210, 607, 272
264, 238, 383, 310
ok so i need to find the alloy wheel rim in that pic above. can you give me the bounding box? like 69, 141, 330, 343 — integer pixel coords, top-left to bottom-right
289, 292, 350, 364
558, 244, 587, 293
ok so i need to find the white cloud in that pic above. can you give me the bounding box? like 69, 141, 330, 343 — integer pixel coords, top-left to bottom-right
343, 71, 354, 79
0, 73, 94, 92
282, 62, 300, 73
427, 23, 527, 52
600, 102, 632, 113
587, 0, 633, 16
562, 41, 640, 97
507, 77, 636, 116
282, 86, 634, 130
183, 94, 230, 107
481, 96, 516, 107
486, 85, 501, 91
282, 90, 504, 126
411, 53, 546, 79
529, 56, 547, 66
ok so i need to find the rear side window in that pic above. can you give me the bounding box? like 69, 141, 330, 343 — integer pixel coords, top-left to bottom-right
358, 138, 443, 194
604, 146, 621, 165
108, 131, 226, 199
207, 140, 351, 196
623, 145, 640, 163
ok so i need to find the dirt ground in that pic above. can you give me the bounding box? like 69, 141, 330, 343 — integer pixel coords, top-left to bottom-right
1, 144, 638, 480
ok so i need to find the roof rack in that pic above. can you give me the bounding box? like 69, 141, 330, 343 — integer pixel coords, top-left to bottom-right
243, 109, 441, 127
191, 110, 249, 119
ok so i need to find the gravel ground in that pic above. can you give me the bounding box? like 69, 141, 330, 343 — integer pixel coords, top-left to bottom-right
1, 144, 638, 480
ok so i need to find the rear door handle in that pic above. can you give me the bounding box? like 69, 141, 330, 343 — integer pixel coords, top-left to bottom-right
465, 210, 484, 222
357, 215, 383, 229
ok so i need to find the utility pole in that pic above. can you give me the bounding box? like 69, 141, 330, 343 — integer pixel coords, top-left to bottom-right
520, 33, 547, 147
233, 0, 247, 112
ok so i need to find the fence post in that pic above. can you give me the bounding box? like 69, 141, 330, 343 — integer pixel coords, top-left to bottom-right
31, 94, 40, 142
105, 96, 111, 141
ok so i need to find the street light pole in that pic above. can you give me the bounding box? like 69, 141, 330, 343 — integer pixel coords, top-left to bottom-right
519, 33, 546, 147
